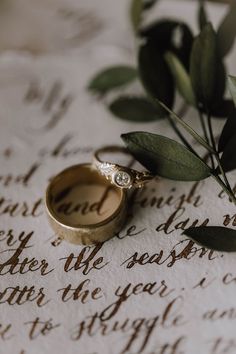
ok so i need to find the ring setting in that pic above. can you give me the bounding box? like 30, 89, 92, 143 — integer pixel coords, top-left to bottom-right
113, 170, 132, 188
94, 146, 154, 189
100, 163, 133, 188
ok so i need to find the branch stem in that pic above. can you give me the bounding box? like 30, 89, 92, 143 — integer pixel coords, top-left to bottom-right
159, 101, 215, 153
166, 102, 199, 156
198, 110, 215, 169
160, 101, 236, 205
211, 173, 236, 205
207, 113, 234, 195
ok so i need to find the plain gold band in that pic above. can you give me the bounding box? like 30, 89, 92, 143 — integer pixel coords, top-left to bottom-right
45, 163, 127, 245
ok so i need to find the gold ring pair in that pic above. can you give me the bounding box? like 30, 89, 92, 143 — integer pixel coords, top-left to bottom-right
45, 146, 154, 245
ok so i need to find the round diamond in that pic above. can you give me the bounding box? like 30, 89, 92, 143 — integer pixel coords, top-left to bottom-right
114, 171, 131, 187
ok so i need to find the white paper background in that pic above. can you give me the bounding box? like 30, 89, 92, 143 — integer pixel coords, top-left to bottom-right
0, 1, 236, 354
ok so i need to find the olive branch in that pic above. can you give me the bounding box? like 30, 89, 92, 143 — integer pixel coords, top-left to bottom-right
87, 0, 236, 251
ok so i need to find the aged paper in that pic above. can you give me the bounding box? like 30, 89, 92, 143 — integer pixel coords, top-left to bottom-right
0, 1, 236, 353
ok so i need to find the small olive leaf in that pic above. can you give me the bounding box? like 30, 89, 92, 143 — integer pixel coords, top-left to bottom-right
217, 1, 236, 58
190, 23, 225, 110
184, 226, 236, 252
138, 42, 175, 108
220, 133, 236, 172
130, 0, 143, 33
165, 51, 196, 106
88, 66, 137, 94
228, 75, 236, 107
198, 0, 208, 30
121, 132, 211, 181
140, 20, 193, 69
218, 107, 236, 152
109, 96, 166, 122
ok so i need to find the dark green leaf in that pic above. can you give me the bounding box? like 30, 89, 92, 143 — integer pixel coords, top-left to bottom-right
88, 66, 137, 94
217, 2, 236, 58
218, 107, 236, 151
209, 99, 234, 119
109, 96, 166, 122
121, 132, 211, 180
198, 0, 208, 30
138, 42, 174, 108
219, 76, 236, 159
190, 23, 225, 110
140, 20, 193, 69
220, 133, 236, 172
130, 0, 143, 33
165, 52, 196, 106
184, 226, 236, 252
228, 76, 236, 107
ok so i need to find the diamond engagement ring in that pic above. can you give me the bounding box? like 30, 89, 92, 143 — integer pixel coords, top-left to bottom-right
93, 146, 154, 189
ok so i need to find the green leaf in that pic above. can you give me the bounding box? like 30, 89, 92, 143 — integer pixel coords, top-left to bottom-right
208, 99, 234, 119
190, 23, 225, 110
184, 226, 236, 252
88, 66, 137, 94
217, 2, 236, 58
220, 133, 236, 172
130, 0, 143, 33
218, 107, 236, 151
138, 42, 174, 108
140, 20, 193, 69
228, 75, 236, 107
165, 52, 196, 106
198, 0, 208, 30
121, 132, 211, 181
109, 96, 166, 122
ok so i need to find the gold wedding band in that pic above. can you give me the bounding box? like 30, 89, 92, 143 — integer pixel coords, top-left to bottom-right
45, 163, 127, 245
93, 145, 154, 189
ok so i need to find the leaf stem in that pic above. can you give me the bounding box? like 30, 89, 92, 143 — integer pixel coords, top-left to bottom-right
198, 110, 215, 169
159, 101, 236, 204
166, 114, 198, 155
207, 113, 217, 152
207, 112, 234, 195
166, 102, 198, 155
159, 101, 215, 153
211, 173, 236, 205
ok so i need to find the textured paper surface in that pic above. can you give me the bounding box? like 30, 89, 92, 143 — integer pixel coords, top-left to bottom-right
1, 1, 236, 353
